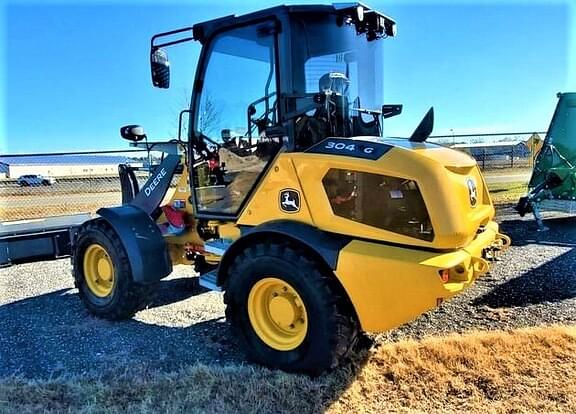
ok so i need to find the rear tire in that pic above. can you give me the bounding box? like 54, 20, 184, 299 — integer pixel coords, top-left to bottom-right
224, 241, 358, 374
72, 219, 154, 320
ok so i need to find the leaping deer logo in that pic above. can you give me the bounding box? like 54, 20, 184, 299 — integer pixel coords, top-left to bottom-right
467, 178, 478, 207
280, 189, 300, 213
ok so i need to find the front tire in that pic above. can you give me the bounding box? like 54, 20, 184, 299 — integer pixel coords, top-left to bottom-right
72, 219, 153, 320
224, 241, 358, 374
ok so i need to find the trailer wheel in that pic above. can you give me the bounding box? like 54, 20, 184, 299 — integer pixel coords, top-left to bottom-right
224, 241, 358, 374
73, 219, 153, 320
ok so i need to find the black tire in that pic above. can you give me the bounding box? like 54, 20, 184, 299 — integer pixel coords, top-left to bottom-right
72, 219, 154, 320
224, 241, 359, 375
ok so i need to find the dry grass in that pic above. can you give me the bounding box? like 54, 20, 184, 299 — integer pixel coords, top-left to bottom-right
488, 181, 528, 206
2, 325, 575, 413
330, 324, 576, 413
0, 203, 104, 221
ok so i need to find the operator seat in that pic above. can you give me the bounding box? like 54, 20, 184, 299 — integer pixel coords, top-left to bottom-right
295, 72, 351, 151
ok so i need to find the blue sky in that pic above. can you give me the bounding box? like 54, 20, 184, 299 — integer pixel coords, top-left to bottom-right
1, 0, 574, 153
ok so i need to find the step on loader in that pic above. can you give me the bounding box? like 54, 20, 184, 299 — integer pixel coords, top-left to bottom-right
72, 3, 510, 374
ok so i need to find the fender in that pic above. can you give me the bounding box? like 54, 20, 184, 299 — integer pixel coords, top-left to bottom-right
96, 205, 172, 284
217, 220, 351, 286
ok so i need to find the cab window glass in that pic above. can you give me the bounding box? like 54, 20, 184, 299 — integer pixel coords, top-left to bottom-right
322, 169, 434, 241
194, 23, 281, 215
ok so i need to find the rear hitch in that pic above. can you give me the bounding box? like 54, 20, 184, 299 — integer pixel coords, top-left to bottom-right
482, 233, 511, 261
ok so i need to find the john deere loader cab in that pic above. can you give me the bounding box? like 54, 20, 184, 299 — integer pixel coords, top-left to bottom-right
171, 4, 400, 218
72, 3, 510, 374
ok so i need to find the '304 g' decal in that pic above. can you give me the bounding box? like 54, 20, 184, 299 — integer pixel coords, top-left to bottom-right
325, 141, 375, 154
306, 138, 393, 160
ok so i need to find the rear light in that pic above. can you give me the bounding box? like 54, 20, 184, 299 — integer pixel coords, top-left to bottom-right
438, 269, 450, 283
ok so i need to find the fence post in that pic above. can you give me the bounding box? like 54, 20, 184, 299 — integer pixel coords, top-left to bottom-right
511, 146, 514, 168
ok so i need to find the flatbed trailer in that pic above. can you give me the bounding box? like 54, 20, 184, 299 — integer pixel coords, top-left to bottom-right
0, 214, 90, 267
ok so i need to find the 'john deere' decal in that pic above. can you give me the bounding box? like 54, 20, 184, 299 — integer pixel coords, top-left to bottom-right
279, 189, 300, 213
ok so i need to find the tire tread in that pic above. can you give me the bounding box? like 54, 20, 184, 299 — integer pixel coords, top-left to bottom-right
224, 240, 358, 374
73, 219, 153, 320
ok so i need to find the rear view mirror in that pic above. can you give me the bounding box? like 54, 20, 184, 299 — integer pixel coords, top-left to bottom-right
151, 48, 170, 88
120, 125, 147, 142
382, 104, 403, 119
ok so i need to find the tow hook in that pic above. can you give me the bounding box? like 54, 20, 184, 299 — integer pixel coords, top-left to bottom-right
483, 233, 511, 261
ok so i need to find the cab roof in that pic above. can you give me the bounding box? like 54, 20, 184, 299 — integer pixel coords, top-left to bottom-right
192, 3, 390, 43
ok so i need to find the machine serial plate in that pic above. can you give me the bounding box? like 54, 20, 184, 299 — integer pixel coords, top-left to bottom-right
306, 138, 393, 160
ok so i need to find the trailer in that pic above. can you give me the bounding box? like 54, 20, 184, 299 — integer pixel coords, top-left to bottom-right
0, 214, 90, 267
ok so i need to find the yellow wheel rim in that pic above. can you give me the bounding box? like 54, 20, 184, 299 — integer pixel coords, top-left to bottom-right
247, 277, 308, 351
83, 244, 115, 298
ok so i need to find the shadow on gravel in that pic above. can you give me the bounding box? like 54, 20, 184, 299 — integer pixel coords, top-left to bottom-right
474, 215, 576, 308
499, 215, 576, 247
0, 281, 370, 404
0, 279, 236, 379
473, 248, 576, 308
147, 277, 207, 309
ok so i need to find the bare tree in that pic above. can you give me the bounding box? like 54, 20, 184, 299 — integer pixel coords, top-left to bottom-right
198, 93, 221, 137
168, 89, 222, 141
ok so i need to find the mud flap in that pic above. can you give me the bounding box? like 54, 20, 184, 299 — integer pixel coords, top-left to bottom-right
96, 205, 172, 284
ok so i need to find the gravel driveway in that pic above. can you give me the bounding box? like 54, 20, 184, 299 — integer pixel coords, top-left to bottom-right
2, 206, 576, 379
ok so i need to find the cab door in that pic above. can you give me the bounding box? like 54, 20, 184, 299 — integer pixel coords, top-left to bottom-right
191, 21, 281, 218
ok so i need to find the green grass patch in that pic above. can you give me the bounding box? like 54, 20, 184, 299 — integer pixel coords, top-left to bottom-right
488, 181, 528, 205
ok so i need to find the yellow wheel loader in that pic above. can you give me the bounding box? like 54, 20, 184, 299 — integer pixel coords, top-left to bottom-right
72, 3, 510, 374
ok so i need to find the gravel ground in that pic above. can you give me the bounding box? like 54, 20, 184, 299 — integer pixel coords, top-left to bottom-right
0, 265, 240, 378
2, 205, 576, 379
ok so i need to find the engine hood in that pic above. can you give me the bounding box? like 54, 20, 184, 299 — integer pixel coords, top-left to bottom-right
379, 137, 477, 168
305, 136, 477, 169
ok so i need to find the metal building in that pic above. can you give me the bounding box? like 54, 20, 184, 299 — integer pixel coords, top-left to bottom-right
0, 155, 142, 178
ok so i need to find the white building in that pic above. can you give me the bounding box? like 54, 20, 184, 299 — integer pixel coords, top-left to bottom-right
0, 155, 143, 178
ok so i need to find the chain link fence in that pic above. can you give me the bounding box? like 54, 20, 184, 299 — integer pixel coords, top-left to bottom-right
0, 150, 184, 222
429, 131, 545, 171
0, 133, 544, 222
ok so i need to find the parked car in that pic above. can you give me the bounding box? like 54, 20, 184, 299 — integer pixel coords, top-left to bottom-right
16, 174, 57, 186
